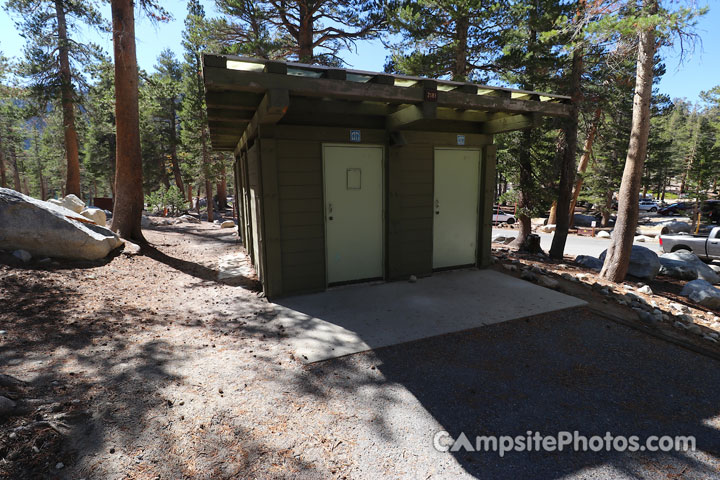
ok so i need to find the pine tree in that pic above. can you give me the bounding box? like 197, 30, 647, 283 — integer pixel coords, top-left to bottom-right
5, 0, 105, 197
386, 0, 506, 81
181, 0, 214, 221
212, 0, 386, 64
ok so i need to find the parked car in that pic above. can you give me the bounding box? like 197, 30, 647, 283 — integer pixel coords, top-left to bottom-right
638, 199, 659, 212
659, 226, 720, 260
657, 202, 691, 216
492, 212, 515, 224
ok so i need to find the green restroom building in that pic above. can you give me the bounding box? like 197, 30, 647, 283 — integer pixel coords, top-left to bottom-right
202, 54, 572, 298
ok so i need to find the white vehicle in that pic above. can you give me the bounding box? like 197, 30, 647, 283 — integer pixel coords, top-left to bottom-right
493, 212, 516, 224
638, 199, 659, 212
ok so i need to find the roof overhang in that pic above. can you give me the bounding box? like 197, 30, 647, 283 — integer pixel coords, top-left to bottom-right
201, 54, 573, 152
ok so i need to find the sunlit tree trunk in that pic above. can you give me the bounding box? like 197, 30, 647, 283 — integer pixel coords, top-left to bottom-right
109, 0, 145, 242
550, 47, 582, 259
0, 128, 6, 188
600, 0, 657, 282
9, 144, 21, 192
216, 161, 228, 209
568, 107, 602, 227
169, 111, 185, 198
55, 0, 82, 197
510, 129, 534, 247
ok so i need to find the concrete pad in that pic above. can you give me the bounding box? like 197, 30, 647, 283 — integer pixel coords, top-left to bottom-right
271, 269, 586, 363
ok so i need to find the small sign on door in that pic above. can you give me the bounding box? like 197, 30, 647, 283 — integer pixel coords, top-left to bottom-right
350, 130, 361, 142
457, 135, 465, 146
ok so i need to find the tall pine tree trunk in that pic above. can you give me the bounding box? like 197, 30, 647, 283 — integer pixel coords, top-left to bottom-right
169, 109, 185, 198
110, 0, 145, 242
158, 156, 170, 189
9, 144, 21, 192
55, 0, 82, 197
0, 128, 6, 188
600, 0, 657, 282
550, 47, 582, 259
453, 16, 469, 81
297, 3, 313, 62
510, 129, 534, 247
568, 107, 602, 227
216, 161, 228, 209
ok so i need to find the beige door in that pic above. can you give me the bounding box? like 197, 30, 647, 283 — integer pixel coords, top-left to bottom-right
433, 148, 481, 269
323, 145, 384, 284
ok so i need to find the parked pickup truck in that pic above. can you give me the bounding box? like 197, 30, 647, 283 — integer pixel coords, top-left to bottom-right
659, 226, 720, 260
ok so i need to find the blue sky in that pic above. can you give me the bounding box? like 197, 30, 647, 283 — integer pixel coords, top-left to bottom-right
0, 0, 717, 103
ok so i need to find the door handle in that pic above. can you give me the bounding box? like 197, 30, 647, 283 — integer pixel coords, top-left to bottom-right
328, 203, 333, 221
435, 199, 440, 215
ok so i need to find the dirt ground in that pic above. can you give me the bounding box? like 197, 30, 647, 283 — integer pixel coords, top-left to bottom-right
1, 222, 719, 479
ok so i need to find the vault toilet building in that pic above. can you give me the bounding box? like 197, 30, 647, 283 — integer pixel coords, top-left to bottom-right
202, 54, 571, 298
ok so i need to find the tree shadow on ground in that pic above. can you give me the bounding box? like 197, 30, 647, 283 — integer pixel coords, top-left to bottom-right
262, 302, 720, 479
0, 271, 319, 479
140, 244, 260, 290
143, 223, 241, 245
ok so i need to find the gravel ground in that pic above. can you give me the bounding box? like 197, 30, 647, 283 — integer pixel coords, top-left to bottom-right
1, 221, 719, 479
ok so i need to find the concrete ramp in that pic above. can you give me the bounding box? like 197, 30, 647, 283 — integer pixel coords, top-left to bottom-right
271, 269, 586, 363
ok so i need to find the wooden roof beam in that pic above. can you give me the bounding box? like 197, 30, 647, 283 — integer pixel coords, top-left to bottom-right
234, 88, 290, 155
205, 92, 262, 110
207, 109, 254, 122
204, 66, 571, 117
387, 103, 437, 130
480, 113, 541, 134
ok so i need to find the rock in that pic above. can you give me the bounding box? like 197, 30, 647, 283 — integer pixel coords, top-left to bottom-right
503, 237, 515, 245
658, 257, 699, 281
12, 249, 31, 262
659, 251, 720, 284
680, 279, 720, 309
47, 198, 63, 207
599, 245, 661, 281
636, 226, 664, 237
660, 221, 691, 234
709, 265, 720, 274
520, 269, 537, 282
55, 462, 64, 470
634, 235, 653, 243
178, 214, 200, 224
220, 220, 235, 228
596, 230, 611, 238
540, 224, 556, 233
637, 285, 653, 295
669, 302, 690, 314
538, 275, 559, 289
502, 264, 517, 272
122, 240, 141, 256
704, 335, 718, 343
688, 324, 702, 335
408, 274, 417, 283
0, 395, 16, 416
576, 273, 590, 281
575, 255, 603, 271
141, 215, 152, 227
531, 217, 547, 226
81, 207, 107, 227
492, 235, 506, 243
0, 188, 122, 261
560, 273, 573, 281
61, 194, 85, 213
